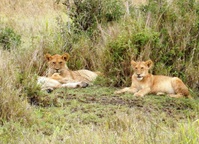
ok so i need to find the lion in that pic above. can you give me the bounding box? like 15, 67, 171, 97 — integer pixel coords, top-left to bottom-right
45, 53, 99, 83
37, 73, 88, 92
115, 60, 192, 98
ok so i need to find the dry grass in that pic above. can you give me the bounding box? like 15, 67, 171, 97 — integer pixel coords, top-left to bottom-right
0, 0, 68, 51
0, 0, 199, 143
0, 50, 33, 123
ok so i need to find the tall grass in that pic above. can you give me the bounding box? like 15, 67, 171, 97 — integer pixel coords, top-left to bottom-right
0, 0, 198, 143
0, 0, 67, 123
0, 50, 33, 123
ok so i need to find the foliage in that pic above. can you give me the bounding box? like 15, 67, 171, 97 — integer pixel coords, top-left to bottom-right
16, 72, 49, 106
67, 0, 125, 35
0, 27, 21, 51
0, 52, 33, 124
0, 1, 199, 143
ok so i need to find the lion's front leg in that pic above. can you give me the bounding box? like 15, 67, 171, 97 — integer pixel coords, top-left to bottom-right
61, 82, 89, 88
114, 87, 138, 94
134, 87, 151, 97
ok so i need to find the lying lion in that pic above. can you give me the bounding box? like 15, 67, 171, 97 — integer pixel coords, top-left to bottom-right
38, 73, 88, 92
45, 53, 99, 83
115, 60, 192, 98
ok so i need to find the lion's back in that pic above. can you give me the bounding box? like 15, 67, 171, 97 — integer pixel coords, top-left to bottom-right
74, 69, 98, 82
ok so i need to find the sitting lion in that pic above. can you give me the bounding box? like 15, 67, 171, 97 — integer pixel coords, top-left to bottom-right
115, 60, 192, 98
45, 53, 99, 83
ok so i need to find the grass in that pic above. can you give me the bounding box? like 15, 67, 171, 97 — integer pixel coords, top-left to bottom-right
0, 0, 199, 143
0, 86, 198, 143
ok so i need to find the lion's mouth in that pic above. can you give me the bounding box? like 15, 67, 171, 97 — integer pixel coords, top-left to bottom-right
54, 69, 61, 73
137, 75, 143, 80
53, 69, 65, 75
55, 70, 58, 73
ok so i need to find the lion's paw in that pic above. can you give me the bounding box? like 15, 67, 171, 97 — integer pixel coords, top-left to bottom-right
114, 90, 122, 94
134, 92, 144, 97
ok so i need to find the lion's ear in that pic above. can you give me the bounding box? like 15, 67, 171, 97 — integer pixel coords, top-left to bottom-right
131, 60, 137, 68
45, 54, 52, 61
145, 60, 153, 69
62, 53, 70, 61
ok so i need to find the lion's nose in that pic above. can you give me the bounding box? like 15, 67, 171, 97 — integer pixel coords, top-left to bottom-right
55, 69, 59, 72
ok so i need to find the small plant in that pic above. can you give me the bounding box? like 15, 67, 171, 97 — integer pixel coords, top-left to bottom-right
15, 72, 59, 107
0, 71, 33, 124
0, 27, 21, 51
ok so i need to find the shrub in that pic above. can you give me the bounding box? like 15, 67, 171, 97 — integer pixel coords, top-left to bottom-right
63, 0, 125, 35
0, 27, 21, 51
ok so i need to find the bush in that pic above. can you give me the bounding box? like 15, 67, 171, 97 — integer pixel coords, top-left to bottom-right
64, 0, 125, 35
0, 27, 21, 51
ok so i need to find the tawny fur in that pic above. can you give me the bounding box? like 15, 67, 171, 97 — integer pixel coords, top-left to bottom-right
38, 73, 88, 91
115, 60, 191, 98
45, 53, 98, 83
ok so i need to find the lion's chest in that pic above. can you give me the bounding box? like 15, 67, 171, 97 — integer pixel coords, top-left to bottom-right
132, 77, 153, 90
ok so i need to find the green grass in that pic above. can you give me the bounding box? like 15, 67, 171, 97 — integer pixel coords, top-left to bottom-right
0, 0, 199, 143
0, 86, 198, 144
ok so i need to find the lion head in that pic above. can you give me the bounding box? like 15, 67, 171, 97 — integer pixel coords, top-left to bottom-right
50, 73, 64, 80
45, 53, 70, 74
131, 60, 153, 81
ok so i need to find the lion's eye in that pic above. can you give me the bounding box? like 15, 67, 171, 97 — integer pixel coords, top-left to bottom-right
135, 67, 138, 69
59, 62, 63, 64
53, 62, 56, 64
141, 67, 144, 69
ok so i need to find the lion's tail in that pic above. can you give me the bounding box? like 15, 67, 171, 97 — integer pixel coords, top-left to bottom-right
187, 95, 193, 99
